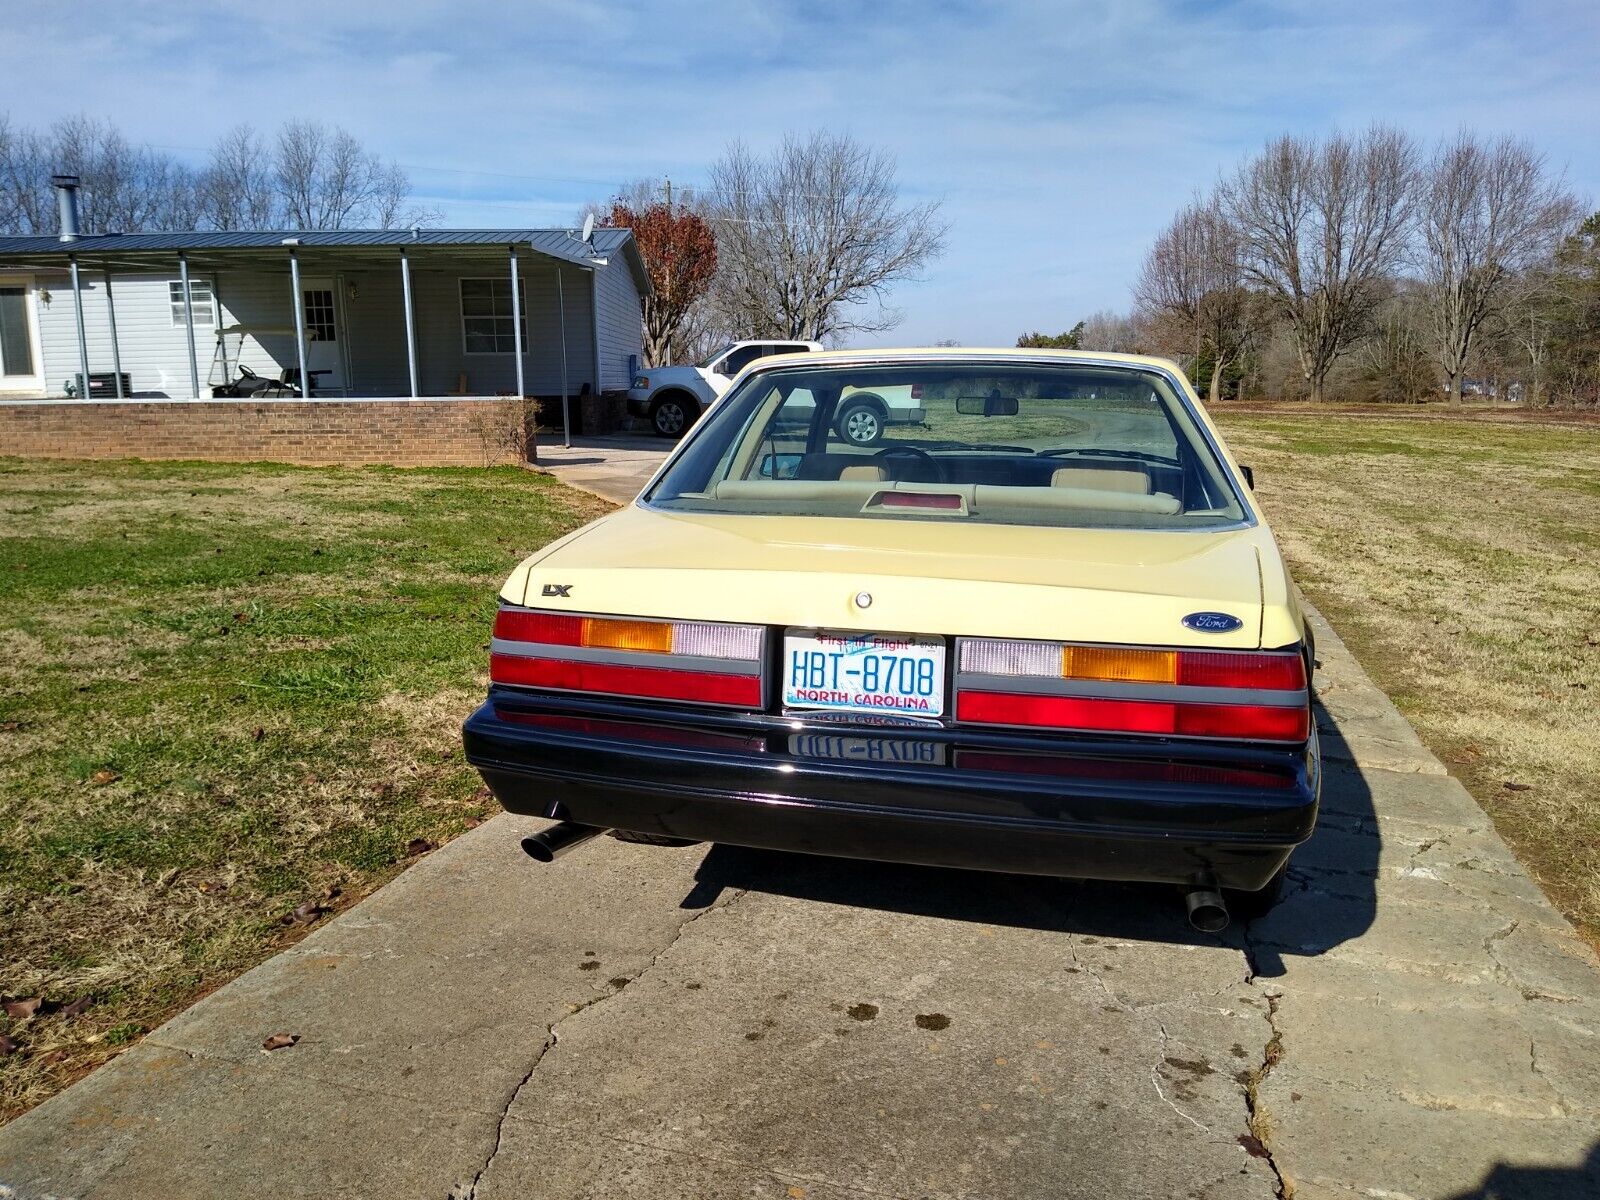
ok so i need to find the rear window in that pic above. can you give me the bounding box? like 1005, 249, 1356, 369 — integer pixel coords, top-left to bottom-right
646, 361, 1248, 530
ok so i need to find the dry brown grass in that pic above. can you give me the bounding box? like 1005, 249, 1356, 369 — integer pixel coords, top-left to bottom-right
1217, 411, 1600, 940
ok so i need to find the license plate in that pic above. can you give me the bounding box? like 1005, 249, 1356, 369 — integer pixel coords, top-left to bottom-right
782, 630, 947, 718
789, 734, 947, 765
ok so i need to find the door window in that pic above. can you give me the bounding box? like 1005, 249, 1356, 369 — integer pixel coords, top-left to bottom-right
303, 289, 336, 343
0, 287, 34, 377
718, 345, 765, 376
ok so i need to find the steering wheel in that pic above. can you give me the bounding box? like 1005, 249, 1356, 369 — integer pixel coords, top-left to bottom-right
872, 444, 943, 481
238, 364, 258, 380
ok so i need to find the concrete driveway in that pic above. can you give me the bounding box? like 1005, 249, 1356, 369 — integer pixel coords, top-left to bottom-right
2, 441, 1597, 1199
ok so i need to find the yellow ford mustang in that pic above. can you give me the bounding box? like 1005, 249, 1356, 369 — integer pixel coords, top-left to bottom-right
464, 349, 1319, 928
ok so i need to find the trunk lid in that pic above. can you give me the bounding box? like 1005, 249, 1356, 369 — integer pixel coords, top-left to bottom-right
513, 508, 1267, 650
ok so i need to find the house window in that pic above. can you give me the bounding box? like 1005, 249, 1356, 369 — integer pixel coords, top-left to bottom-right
460, 278, 528, 354
303, 289, 336, 342
169, 280, 215, 326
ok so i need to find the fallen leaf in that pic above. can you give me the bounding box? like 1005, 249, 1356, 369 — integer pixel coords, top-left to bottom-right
60, 997, 93, 1020
233, 611, 252, 624
1238, 1134, 1270, 1158
322, 884, 342, 902
463, 817, 482, 830
1503, 781, 1533, 792
0, 721, 21, 732
405, 838, 436, 856
281, 901, 328, 927
196, 880, 226, 895
90, 769, 120, 786
0, 1034, 18, 1056
3, 997, 42, 1019
261, 1033, 299, 1052
252, 727, 266, 742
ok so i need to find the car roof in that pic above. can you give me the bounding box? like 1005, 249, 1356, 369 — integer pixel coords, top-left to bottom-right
744, 346, 1186, 372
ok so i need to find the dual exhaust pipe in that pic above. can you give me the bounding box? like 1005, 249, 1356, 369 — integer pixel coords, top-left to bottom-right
519, 821, 1234, 933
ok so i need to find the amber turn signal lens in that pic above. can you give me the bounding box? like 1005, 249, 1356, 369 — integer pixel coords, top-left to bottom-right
1061, 645, 1178, 684
582, 617, 673, 653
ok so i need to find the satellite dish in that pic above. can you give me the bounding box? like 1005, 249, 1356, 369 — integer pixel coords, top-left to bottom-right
580, 213, 595, 244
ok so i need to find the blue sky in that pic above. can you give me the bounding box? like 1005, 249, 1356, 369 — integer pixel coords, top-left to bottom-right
10, 0, 1599, 345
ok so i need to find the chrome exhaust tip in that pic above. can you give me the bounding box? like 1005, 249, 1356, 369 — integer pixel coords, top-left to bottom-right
520, 822, 606, 863
1185, 887, 1230, 933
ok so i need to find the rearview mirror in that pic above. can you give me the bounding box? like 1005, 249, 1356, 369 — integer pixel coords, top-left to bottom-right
955, 395, 1020, 417
1239, 464, 1255, 489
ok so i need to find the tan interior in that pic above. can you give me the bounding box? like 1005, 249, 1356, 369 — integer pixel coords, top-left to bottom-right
1050, 466, 1151, 494
838, 464, 889, 482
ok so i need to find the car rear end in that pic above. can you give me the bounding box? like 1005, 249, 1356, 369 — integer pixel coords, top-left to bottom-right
463, 351, 1319, 902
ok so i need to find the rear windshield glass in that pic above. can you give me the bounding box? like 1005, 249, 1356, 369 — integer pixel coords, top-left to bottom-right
646, 361, 1248, 530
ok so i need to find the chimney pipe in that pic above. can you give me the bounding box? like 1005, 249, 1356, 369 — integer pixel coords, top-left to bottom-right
52, 174, 81, 243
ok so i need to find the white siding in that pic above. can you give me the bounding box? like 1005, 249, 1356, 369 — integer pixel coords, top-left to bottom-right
34, 269, 224, 397
23, 252, 633, 398
593, 257, 645, 391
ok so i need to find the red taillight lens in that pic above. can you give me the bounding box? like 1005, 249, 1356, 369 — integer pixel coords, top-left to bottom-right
493, 609, 583, 645
490, 655, 761, 707
490, 607, 765, 708
1177, 652, 1304, 691
956, 637, 1310, 743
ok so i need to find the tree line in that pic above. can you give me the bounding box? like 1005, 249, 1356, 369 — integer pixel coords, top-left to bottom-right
1034, 126, 1595, 408
0, 113, 435, 234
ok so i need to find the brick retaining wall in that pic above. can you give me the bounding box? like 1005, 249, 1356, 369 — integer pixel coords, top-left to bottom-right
0, 398, 544, 467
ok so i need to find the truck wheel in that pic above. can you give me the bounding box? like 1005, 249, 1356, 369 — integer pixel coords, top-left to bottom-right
649, 393, 698, 438
836, 398, 886, 446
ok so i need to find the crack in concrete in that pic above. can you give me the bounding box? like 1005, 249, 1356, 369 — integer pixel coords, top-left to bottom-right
454, 890, 744, 1199
1241, 919, 1292, 1200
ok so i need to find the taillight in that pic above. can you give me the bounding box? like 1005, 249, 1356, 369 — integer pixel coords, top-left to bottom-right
491, 607, 765, 708
955, 638, 1309, 743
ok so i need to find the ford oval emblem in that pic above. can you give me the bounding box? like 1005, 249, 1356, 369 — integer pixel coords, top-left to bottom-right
1182, 611, 1243, 634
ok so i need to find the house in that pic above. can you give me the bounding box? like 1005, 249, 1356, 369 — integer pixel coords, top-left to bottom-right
0, 182, 649, 405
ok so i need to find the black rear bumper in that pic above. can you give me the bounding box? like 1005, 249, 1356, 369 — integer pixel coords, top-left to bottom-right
463, 690, 1320, 891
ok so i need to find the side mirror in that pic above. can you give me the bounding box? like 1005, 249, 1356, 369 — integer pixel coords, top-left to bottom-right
1239, 464, 1255, 489
759, 453, 802, 480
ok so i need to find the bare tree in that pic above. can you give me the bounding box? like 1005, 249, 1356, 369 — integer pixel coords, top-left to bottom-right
707, 133, 945, 341
1077, 310, 1146, 355
274, 119, 432, 230
1417, 132, 1579, 403
200, 124, 280, 229
1221, 126, 1417, 401
1136, 199, 1262, 400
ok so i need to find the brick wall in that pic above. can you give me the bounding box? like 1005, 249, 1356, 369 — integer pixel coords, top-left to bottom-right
0, 399, 542, 467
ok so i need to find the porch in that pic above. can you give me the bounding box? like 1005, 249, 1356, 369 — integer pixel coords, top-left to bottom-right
0, 229, 649, 437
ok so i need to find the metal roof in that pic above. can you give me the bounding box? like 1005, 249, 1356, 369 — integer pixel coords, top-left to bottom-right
0, 226, 650, 293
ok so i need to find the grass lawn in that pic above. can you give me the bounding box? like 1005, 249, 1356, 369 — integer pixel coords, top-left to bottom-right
0, 458, 610, 1122
1216, 410, 1600, 946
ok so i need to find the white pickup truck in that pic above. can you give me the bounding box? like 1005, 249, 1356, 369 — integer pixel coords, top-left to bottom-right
629, 340, 821, 438
627, 340, 927, 444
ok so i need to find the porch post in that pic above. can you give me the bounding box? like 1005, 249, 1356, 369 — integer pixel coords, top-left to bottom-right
68, 254, 91, 399
178, 252, 201, 399
288, 249, 310, 397
101, 264, 124, 397
508, 245, 526, 399
557, 267, 571, 448
400, 248, 419, 397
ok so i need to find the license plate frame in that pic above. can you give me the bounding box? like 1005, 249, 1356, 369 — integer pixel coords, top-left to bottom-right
782, 629, 948, 720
